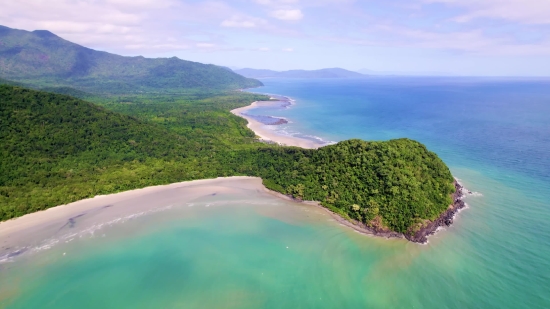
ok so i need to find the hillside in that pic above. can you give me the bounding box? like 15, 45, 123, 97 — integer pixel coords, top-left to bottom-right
234, 68, 365, 79
0, 85, 456, 240
0, 25, 262, 93
0, 85, 267, 218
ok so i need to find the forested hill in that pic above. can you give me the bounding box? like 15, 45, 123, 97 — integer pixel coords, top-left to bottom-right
0, 85, 456, 238
0, 25, 262, 93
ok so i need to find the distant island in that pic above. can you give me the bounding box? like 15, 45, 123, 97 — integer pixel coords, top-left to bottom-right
233, 68, 365, 79
0, 25, 464, 243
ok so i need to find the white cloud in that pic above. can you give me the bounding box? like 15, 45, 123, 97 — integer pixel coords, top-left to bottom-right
105, 0, 174, 9
255, 0, 299, 5
282, 47, 294, 52
221, 16, 266, 28
271, 9, 304, 20
125, 43, 190, 50
221, 20, 256, 28
258, 47, 271, 51
423, 0, 550, 24
327, 24, 550, 56
0, 0, 243, 54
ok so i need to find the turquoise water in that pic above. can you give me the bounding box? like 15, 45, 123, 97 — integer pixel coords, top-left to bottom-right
249, 77, 550, 307
2, 77, 550, 308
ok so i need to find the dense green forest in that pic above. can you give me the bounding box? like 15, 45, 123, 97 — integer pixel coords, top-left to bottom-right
0, 85, 455, 234
0, 25, 261, 93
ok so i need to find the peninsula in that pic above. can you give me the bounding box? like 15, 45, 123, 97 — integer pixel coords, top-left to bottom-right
230, 96, 466, 243
0, 25, 463, 243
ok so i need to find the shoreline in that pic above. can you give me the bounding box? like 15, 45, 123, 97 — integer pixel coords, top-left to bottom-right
0, 176, 274, 262
231, 100, 322, 149
0, 176, 467, 258
0, 177, 257, 239
264, 180, 467, 244
232, 93, 467, 243
2, 93, 468, 248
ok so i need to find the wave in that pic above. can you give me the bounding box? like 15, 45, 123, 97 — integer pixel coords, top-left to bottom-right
0, 204, 175, 264
0, 199, 288, 264
249, 90, 338, 146
455, 177, 483, 197
271, 126, 337, 146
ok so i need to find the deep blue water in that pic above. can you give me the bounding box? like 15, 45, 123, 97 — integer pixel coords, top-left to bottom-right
251, 77, 550, 183
248, 77, 550, 307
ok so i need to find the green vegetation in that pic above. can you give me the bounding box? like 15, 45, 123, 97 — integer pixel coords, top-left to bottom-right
0, 85, 455, 234
0, 25, 262, 93
251, 140, 455, 233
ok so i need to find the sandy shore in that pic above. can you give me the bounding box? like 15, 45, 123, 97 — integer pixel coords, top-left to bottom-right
0, 177, 272, 256
0, 176, 466, 259
0, 176, 406, 261
231, 101, 321, 149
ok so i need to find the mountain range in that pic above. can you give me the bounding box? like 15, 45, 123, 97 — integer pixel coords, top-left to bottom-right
0, 25, 261, 94
233, 68, 365, 79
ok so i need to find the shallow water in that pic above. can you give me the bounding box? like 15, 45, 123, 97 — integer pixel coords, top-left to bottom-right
2, 77, 550, 308
248, 77, 550, 308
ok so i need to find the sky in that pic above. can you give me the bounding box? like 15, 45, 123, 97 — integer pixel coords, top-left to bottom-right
2, 0, 550, 76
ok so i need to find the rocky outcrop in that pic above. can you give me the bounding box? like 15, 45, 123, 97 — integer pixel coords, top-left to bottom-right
279, 180, 466, 244
405, 181, 466, 243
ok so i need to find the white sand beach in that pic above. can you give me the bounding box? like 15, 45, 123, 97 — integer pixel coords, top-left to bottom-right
231, 101, 321, 149
0, 177, 281, 255
0, 176, 398, 262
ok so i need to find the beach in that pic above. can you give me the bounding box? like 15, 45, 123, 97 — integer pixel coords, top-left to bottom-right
0, 174, 417, 262
0, 177, 286, 260
3, 176, 399, 264
231, 100, 321, 149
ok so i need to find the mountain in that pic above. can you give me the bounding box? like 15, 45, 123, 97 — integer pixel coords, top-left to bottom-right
0, 25, 262, 93
235, 68, 280, 78
234, 68, 365, 79
357, 68, 376, 75
357, 68, 455, 76
0, 77, 23, 86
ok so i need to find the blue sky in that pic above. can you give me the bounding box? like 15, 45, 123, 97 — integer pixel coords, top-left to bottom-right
2, 0, 550, 75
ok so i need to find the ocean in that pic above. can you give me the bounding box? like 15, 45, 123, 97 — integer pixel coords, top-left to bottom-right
1, 77, 549, 308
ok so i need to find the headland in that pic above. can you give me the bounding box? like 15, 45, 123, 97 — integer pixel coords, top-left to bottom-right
231, 94, 468, 244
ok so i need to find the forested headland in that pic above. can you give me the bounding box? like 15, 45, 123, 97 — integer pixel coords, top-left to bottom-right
0, 84, 457, 239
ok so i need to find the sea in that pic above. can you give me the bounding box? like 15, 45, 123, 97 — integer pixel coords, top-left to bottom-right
1, 77, 549, 308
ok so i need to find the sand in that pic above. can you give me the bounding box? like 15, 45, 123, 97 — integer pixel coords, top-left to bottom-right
0, 177, 283, 256
0, 173, 416, 263
231, 101, 321, 149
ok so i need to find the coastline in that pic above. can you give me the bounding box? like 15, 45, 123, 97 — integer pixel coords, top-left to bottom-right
263, 180, 466, 244
231, 100, 321, 149
0, 177, 263, 260
2, 93, 468, 248
0, 176, 467, 259
232, 93, 467, 243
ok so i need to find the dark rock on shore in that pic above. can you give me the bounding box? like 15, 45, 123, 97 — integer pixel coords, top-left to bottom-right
282, 180, 466, 244
405, 181, 466, 243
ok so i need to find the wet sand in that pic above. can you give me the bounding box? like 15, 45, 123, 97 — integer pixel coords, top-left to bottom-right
0, 177, 279, 255
231, 101, 321, 149
0, 176, 408, 262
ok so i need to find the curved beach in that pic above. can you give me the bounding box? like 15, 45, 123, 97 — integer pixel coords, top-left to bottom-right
231, 101, 321, 149
0, 177, 317, 261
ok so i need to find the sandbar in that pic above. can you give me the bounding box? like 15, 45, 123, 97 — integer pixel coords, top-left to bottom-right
231, 101, 321, 149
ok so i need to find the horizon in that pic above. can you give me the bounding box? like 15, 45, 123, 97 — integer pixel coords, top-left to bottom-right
4, 24, 550, 78
2, 0, 550, 76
